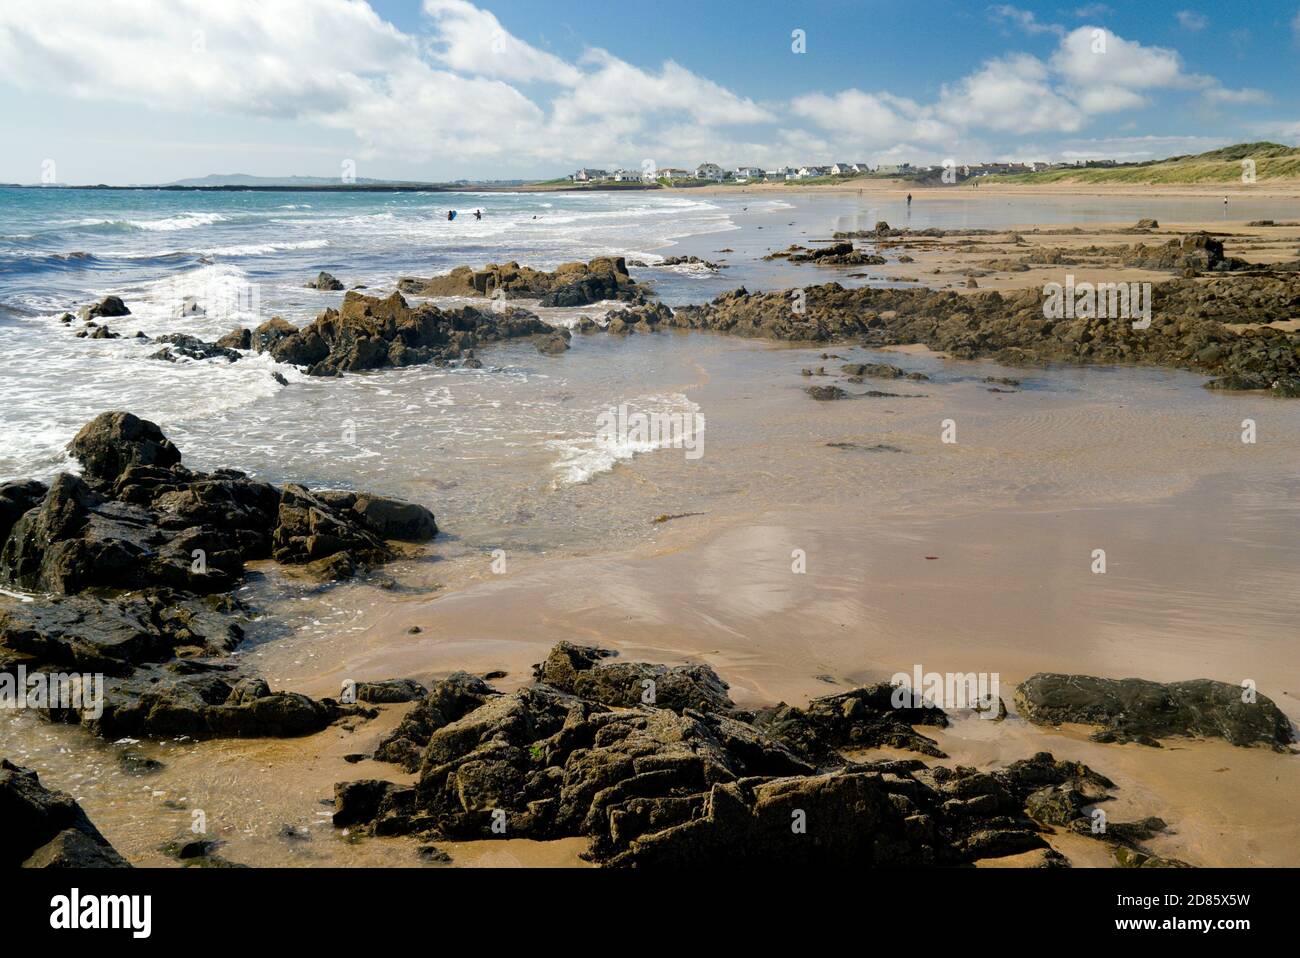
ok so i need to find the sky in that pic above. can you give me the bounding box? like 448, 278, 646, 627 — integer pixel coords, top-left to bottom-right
1, 0, 1298, 184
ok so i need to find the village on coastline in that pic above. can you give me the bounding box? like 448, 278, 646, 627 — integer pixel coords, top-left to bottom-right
564, 157, 1120, 186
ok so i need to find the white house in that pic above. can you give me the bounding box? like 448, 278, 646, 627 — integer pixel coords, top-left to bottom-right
658, 168, 690, 180
695, 163, 725, 181
796, 166, 829, 179
572, 168, 608, 182
609, 169, 643, 182
829, 163, 857, 176
735, 166, 766, 179
766, 166, 794, 179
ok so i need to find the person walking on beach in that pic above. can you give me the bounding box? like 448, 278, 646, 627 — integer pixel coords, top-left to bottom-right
907, 193, 912, 207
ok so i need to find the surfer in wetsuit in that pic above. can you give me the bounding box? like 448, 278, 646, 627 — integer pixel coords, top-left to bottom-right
447, 210, 457, 221
474, 209, 482, 220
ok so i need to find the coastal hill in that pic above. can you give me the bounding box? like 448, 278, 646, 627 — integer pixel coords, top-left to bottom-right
988, 142, 1300, 185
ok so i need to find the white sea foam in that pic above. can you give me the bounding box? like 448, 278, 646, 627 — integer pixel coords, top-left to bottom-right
547, 392, 703, 486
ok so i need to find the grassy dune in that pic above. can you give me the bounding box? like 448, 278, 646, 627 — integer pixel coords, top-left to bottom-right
991, 142, 1300, 185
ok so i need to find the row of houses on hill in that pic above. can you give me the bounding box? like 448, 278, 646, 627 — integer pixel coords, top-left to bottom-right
567, 160, 1058, 184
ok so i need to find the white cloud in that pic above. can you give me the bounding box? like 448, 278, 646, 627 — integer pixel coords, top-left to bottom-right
790, 90, 949, 145
0, 1, 1280, 175
938, 54, 1083, 132
987, 5, 1064, 37
422, 0, 581, 85
1176, 11, 1209, 31
1051, 27, 1192, 91
1204, 87, 1270, 105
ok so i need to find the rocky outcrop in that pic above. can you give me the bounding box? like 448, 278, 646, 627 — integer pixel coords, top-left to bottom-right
398, 257, 648, 308
1015, 674, 1296, 750
333, 643, 1157, 867
0, 412, 434, 741
1, 759, 129, 867
664, 280, 1300, 396
224, 291, 553, 377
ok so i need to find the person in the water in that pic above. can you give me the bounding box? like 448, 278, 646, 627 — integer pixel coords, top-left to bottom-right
474, 209, 482, 220
447, 210, 457, 221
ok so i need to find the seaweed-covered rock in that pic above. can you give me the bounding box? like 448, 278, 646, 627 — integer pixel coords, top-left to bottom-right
1015, 673, 1296, 750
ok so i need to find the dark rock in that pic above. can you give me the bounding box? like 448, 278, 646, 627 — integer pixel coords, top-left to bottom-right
356, 678, 428, 704
78, 296, 130, 321
313, 491, 437, 542
215, 328, 252, 351
417, 844, 452, 863
308, 271, 346, 291
339, 645, 1138, 867
252, 291, 550, 376
149, 334, 241, 363
374, 672, 500, 771
752, 684, 950, 763
161, 832, 221, 860
805, 385, 848, 401
400, 257, 646, 308
0, 479, 46, 547
1015, 673, 1295, 750
333, 780, 397, 827
535, 641, 734, 713
841, 362, 929, 381
535, 330, 572, 355
68, 411, 181, 484
1, 758, 129, 868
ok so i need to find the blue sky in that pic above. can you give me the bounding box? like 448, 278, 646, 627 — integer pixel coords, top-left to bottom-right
1, 0, 1298, 184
